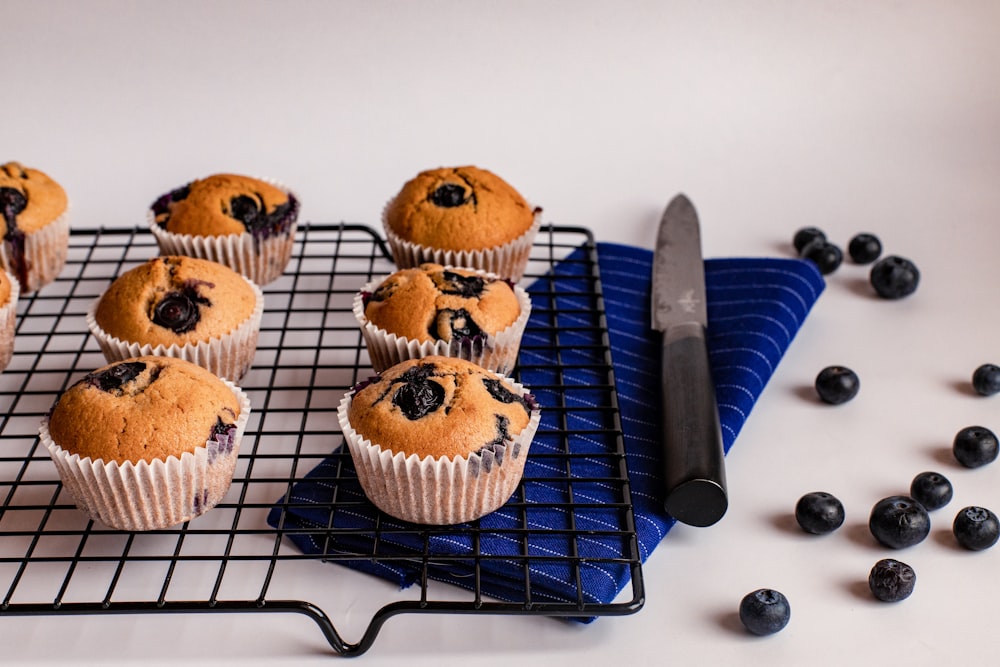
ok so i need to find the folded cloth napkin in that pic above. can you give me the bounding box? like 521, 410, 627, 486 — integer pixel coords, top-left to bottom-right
267, 242, 824, 617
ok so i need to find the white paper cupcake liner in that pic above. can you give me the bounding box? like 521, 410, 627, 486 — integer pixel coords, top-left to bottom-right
382, 203, 541, 282
338, 375, 541, 525
39, 381, 252, 532
0, 205, 70, 294
0, 270, 19, 372
86, 276, 264, 382
353, 268, 532, 375
148, 178, 298, 286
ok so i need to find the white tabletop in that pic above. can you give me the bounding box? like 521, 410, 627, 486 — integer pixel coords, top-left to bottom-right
4, 1, 1000, 665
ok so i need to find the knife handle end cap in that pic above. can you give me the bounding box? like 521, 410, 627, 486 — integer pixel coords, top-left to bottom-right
665, 479, 728, 527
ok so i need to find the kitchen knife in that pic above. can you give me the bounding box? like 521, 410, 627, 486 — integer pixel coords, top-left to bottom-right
651, 194, 728, 527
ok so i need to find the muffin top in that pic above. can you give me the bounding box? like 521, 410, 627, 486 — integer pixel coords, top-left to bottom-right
0, 162, 68, 236
347, 356, 536, 460
151, 173, 299, 239
363, 263, 521, 343
94, 256, 259, 348
48, 356, 242, 464
384, 166, 538, 251
0, 270, 10, 305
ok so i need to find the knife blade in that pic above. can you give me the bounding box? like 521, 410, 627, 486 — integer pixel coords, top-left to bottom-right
651, 193, 728, 527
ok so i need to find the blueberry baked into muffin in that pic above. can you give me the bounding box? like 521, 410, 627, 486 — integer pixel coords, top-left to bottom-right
40, 356, 252, 531
148, 173, 300, 285
382, 166, 541, 281
0, 269, 18, 372
0, 161, 70, 293
88, 255, 263, 381
339, 355, 541, 525
354, 263, 531, 374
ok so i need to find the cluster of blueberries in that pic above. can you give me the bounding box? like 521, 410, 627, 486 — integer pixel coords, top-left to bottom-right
792, 226, 919, 299
742, 424, 1000, 637
735, 233, 1000, 637
795, 430, 1000, 587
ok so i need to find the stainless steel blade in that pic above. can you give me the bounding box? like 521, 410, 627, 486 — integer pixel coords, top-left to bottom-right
652, 193, 728, 527
651, 193, 707, 332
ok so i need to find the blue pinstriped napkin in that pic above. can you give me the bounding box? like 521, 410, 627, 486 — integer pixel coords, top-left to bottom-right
267, 243, 824, 615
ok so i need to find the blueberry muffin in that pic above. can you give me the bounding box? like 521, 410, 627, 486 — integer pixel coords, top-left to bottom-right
0, 270, 18, 372
339, 355, 541, 525
88, 255, 263, 381
0, 162, 70, 293
40, 356, 251, 531
382, 166, 541, 281
354, 263, 531, 374
148, 173, 300, 285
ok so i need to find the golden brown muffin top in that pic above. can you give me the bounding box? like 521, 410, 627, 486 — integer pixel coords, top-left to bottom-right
94, 256, 258, 348
151, 173, 298, 239
0, 162, 68, 236
0, 270, 10, 305
48, 356, 241, 464
384, 166, 538, 251
363, 263, 521, 343
347, 356, 535, 460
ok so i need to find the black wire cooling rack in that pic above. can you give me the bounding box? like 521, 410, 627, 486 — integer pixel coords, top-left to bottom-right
0, 223, 643, 657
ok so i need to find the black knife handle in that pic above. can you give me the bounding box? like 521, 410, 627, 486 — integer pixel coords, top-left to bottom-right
660, 324, 728, 527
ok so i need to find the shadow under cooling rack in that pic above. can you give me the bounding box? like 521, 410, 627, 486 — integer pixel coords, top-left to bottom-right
0, 223, 644, 657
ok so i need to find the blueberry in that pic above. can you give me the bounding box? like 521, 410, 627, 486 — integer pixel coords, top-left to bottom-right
393, 380, 445, 420
0, 189, 29, 286
390, 364, 446, 420
909, 471, 953, 511
869, 255, 919, 299
479, 414, 514, 464
483, 377, 520, 404
430, 183, 469, 208
814, 366, 860, 405
738, 589, 790, 636
868, 495, 930, 549
169, 184, 191, 203
439, 270, 486, 297
151, 184, 192, 219
85, 361, 147, 392
0, 186, 27, 224
0, 187, 28, 281
953, 506, 1000, 551
482, 377, 532, 415
211, 415, 237, 441
208, 416, 238, 460
226, 193, 298, 238
848, 233, 883, 264
953, 425, 999, 468
431, 308, 483, 341
801, 240, 843, 275
795, 491, 845, 534
868, 558, 916, 602
367, 280, 397, 304
151, 288, 205, 334
229, 194, 260, 227
792, 226, 825, 254
972, 363, 1000, 397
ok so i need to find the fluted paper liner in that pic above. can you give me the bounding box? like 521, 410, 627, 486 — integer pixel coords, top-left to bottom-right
382, 202, 541, 282
0, 270, 19, 371
0, 206, 70, 294
353, 268, 532, 375
40, 381, 251, 532
148, 178, 298, 285
86, 276, 264, 382
338, 375, 541, 525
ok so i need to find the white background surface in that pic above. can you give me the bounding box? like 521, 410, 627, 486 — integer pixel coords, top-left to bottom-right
4, 1, 1000, 665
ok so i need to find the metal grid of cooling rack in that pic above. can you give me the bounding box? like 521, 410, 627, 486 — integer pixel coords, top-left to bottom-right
0, 223, 644, 657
